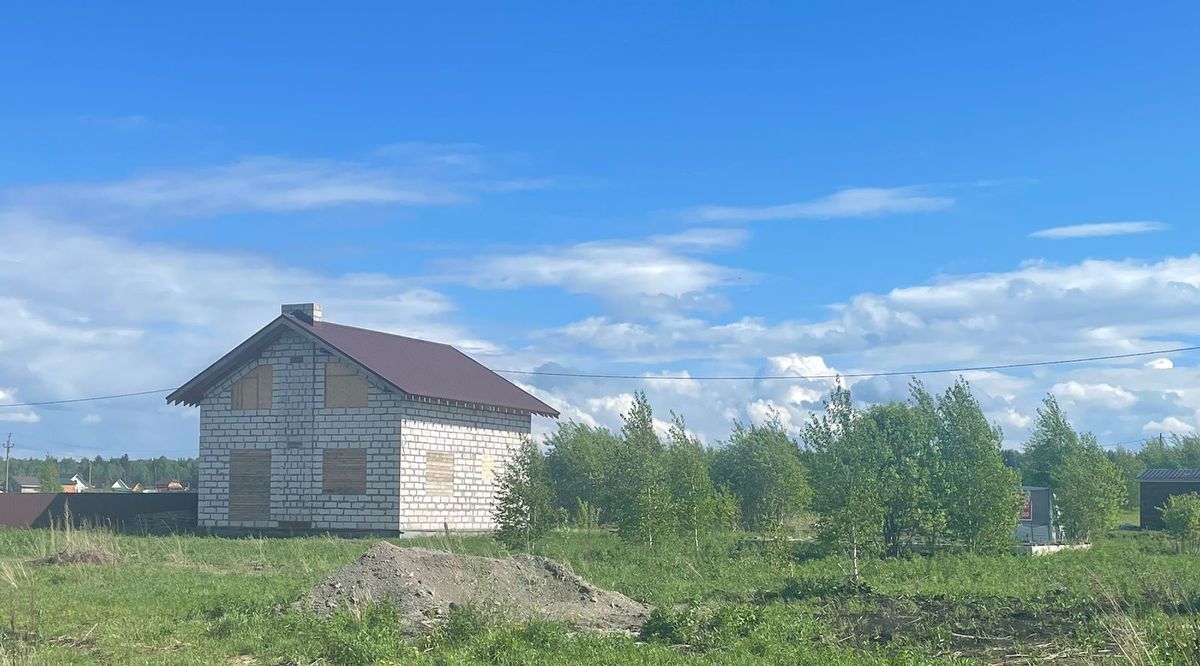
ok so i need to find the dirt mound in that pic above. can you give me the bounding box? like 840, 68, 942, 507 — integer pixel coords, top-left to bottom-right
37, 549, 120, 566
307, 542, 651, 633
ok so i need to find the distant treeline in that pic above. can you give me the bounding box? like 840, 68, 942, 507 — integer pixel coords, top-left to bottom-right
4, 455, 198, 491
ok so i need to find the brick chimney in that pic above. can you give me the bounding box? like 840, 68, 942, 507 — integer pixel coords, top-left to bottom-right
282, 303, 322, 323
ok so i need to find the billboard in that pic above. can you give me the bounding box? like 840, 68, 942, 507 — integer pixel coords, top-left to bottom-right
1019, 490, 1032, 522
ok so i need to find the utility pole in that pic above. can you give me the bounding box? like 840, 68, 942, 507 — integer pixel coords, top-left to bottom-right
3, 434, 12, 494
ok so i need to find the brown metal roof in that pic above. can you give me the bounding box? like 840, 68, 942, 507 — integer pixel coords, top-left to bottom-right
167, 314, 558, 417
288, 316, 557, 416
1137, 468, 1200, 483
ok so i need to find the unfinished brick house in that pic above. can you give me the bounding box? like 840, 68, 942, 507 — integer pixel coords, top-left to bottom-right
167, 303, 558, 535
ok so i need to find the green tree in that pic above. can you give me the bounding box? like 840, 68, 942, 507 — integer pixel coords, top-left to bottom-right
1053, 436, 1125, 543
803, 385, 884, 578
1139, 434, 1200, 470
712, 412, 811, 532
544, 422, 621, 524
1159, 493, 1200, 553
611, 391, 674, 547
862, 398, 943, 556
664, 414, 729, 549
928, 379, 1020, 552
1107, 447, 1145, 510
39, 455, 59, 492
1021, 395, 1081, 488
493, 437, 556, 552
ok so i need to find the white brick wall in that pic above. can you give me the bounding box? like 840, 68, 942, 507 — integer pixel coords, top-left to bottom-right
196, 329, 533, 533
398, 398, 529, 532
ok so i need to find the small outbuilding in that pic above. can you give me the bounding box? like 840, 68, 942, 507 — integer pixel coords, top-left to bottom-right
1015, 486, 1059, 544
11, 476, 41, 494
1138, 469, 1200, 529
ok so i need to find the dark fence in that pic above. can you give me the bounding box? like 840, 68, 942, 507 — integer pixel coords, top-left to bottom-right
0, 492, 197, 534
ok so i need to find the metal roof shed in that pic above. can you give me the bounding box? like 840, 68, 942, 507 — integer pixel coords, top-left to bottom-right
1137, 469, 1200, 529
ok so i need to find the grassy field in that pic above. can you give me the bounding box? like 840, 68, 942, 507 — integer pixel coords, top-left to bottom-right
0, 525, 1197, 665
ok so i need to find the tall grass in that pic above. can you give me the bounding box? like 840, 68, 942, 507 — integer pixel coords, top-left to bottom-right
0, 527, 1190, 663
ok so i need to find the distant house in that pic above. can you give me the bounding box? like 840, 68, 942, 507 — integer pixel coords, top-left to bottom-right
131, 483, 144, 493
11, 476, 41, 493
1138, 469, 1200, 529
167, 302, 557, 535
155, 480, 186, 492
59, 474, 89, 494
110, 480, 132, 493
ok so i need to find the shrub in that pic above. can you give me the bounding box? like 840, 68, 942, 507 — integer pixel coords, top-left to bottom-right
1160, 493, 1200, 554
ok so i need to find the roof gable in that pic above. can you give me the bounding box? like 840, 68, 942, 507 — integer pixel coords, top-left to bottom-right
168, 314, 558, 416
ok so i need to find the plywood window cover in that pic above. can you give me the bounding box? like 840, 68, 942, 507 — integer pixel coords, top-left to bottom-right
228, 449, 271, 522
426, 451, 454, 497
325, 360, 368, 408
232, 364, 272, 411
323, 448, 367, 495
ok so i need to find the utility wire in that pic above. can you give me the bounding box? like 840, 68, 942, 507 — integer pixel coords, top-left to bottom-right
0, 388, 173, 408
1, 344, 1196, 408
496, 345, 1200, 381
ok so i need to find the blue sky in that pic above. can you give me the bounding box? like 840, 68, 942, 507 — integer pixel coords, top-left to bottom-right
2, 4, 1200, 457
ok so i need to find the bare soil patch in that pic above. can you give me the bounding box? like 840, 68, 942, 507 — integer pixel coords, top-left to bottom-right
818, 593, 1115, 664
307, 542, 651, 633
36, 549, 120, 566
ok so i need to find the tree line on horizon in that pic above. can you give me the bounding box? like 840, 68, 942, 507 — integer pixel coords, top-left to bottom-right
494, 379, 1183, 559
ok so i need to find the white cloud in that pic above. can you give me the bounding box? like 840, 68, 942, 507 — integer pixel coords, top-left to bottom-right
1144, 416, 1195, 434
746, 399, 797, 433
0, 215, 499, 454
1030, 221, 1168, 240
0, 388, 39, 423
998, 408, 1032, 429
455, 229, 751, 315
81, 414, 101, 425
687, 186, 952, 222
650, 227, 749, 250
4, 146, 549, 221
1146, 358, 1174, 369
1051, 381, 1137, 410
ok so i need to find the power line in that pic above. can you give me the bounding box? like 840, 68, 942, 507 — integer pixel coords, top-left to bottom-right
0, 343, 1196, 409
0, 388, 173, 409
495, 344, 1200, 381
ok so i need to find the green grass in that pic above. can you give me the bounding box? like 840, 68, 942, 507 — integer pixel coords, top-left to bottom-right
0, 527, 1196, 664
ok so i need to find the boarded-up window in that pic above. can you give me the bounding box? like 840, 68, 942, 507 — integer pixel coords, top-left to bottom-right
325, 361, 368, 408
229, 449, 271, 522
426, 451, 454, 496
231, 364, 272, 411
323, 448, 367, 494
480, 455, 495, 485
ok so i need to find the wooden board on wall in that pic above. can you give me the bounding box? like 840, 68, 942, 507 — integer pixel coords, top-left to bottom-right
425, 451, 454, 497
229, 449, 271, 521
325, 361, 368, 408
323, 448, 367, 495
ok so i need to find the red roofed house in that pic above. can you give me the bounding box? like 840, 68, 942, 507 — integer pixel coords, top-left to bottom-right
168, 304, 557, 535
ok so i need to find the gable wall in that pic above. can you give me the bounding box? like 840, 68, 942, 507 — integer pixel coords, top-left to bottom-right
197, 329, 402, 531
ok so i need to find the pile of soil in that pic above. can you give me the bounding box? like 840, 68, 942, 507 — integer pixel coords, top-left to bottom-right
307, 542, 651, 633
